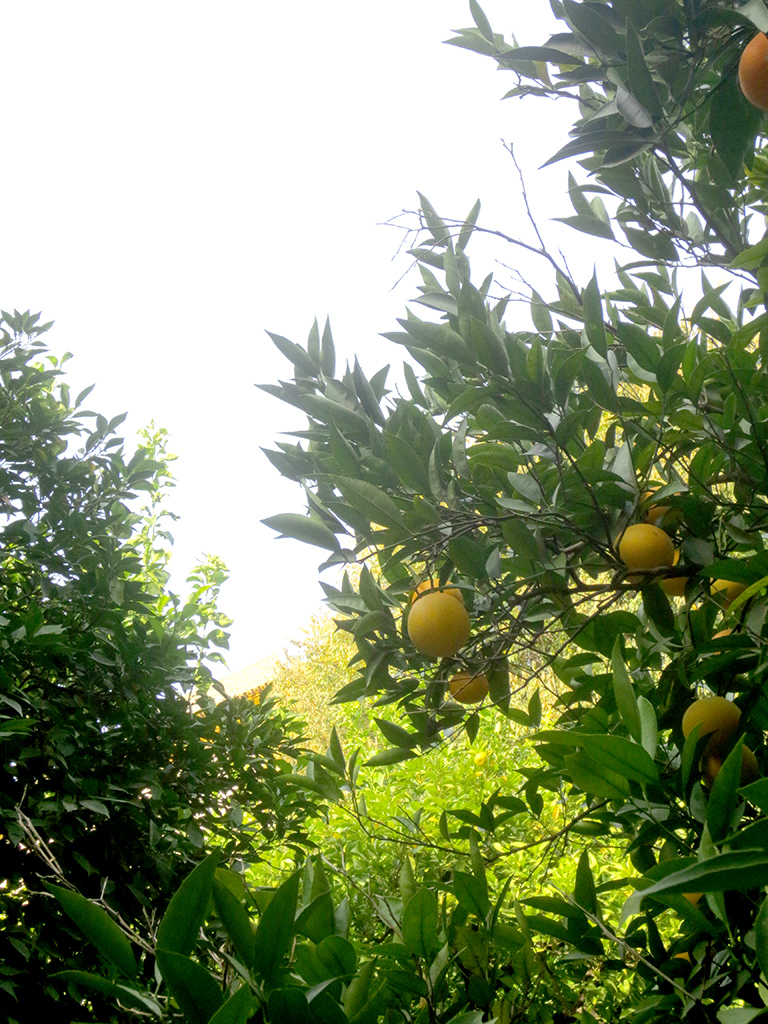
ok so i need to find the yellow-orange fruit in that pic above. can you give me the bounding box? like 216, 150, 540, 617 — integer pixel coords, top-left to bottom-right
449, 671, 489, 704
661, 550, 687, 598
642, 491, 683, 529
711, 578, 747, 608
682, 696, 741, 751
411, 579, 462, 604
619, 523, 675, 579
683, 892, 702, 906
740, 33, 768, 111
700, 745, 759, 789
407, 590, 470, 659
474, 751, 488, 766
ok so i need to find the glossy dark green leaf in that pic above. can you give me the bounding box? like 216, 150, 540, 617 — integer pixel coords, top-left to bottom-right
46, 885, 137, 979
52, 971, 161, 1016
155, 950, 223, 1024
637, 850, 768, 901
402, 888, 439, 959
707, 737, 747, 842
453, 871, 489, 919
268, 987, 309, 1024
252, 869, 302, 984
564, 750, 631, 800
157, 850, 220, 957
756, 895, 768, 984
611, 639, 641, 742
212, 878, 255, 969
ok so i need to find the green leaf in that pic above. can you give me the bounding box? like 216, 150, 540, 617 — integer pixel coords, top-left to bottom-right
208, 985, 253, 1024
155, 950, 223, 1024
252, 869, 302, 984
157, 850, 221, 957
315, 934, 357, 978
707, 736, 747, 842
611, 639, 641, 742
563, 750, 631, 800
268, 987, 309, 1024
457, 199, 481, 251
577, 734, 658, 784
262, 513, 341, 551
212, 878, 255, 969
636, 850, 768, 902
343, 959, 377, 1020
266, 331, 318, 377
46, 885, 137, 979
756, 894, 768, 985
364, 747, 417, 767
624, 21, 662, 119
321, 318, 336, 377
469, 0, 493, 42
374, 717, 418, 748
52, 971, 161, 1016
335, 478, 406, 536
573, 851, 597, 915
453, 871, 489, 919
402, 888, 438, 959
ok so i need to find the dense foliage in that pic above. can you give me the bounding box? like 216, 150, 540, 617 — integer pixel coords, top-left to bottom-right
0, 313, 321, 1023
40, 1, 768, 1023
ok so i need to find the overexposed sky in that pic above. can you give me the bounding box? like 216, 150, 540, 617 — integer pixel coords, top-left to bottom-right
1, 2, 609, 673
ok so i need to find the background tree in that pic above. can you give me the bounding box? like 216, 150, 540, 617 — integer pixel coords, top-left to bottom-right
0, 313, 322, 1023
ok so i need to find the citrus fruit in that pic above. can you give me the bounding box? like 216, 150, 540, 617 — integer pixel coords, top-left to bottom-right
711, 578, 746, 608
700, 744, 759, 789
682, 695, 741, 752
407, 590, 470, 659
449, 671, 489, 704
618, 523, 675, 579
474, 750, 488, 767
683, 892, 702, 906
642, 491, 683, 529
411, 579, 462, 604
739, 33, 768, 111
661, 549, 687, 598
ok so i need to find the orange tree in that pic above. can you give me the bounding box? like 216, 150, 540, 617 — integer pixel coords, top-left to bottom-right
258, 1, 768, 1020
45, 3, 768, 1023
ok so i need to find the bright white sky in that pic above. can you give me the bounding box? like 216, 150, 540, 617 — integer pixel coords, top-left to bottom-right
2, 2, 612, 674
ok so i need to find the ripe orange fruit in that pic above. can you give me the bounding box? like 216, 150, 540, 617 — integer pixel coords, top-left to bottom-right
700, 745, 759, 789
411, 579, 462, 604
473, 750, 488, 767
740, 33, 768, 111
618, 523, 675, 580
661, 549, 688, 598
407, 590, 470, 658
642, 491, 683, 529
682, 695, 741, 752
449, 671, 489, 704
711, 578, 747, 608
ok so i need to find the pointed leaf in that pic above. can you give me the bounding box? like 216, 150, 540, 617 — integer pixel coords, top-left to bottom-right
212, 878, 255, 969
155, 950, 223, 1024
157, 851, 221, 957
46, 885, 137, 979
402, 888, 439, 959
252, 869, 302, 983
